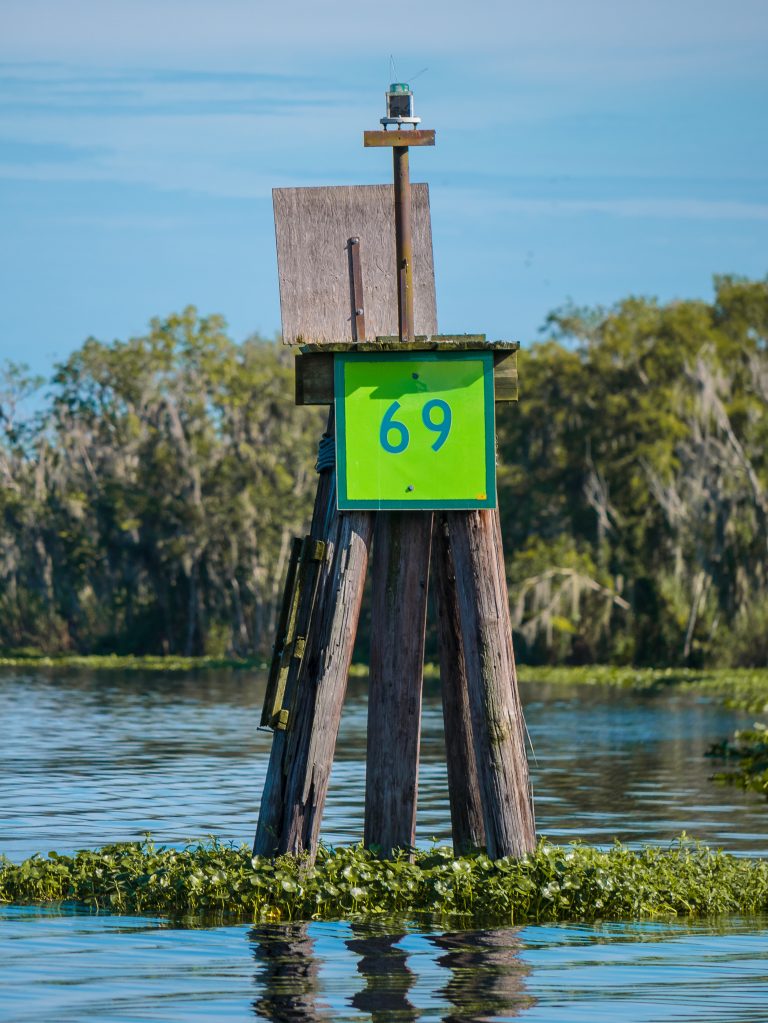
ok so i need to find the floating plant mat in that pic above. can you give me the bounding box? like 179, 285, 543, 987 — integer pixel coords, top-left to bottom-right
3, 659, 767, 713
708, 724, 768, 797
2, 839, 768, 925
513, 666, 768, 716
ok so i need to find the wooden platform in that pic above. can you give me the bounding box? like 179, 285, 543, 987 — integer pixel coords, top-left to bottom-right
294, 338, 519, 405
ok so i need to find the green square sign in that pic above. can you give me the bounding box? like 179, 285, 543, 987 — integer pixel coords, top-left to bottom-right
335, 351, 496, 510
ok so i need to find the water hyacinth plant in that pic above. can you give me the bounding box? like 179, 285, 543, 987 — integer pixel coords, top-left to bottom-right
2, 838, 768, 924
708, 723, 768, 797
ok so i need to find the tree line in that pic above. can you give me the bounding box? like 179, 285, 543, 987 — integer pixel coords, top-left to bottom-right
1, 275, 766, 666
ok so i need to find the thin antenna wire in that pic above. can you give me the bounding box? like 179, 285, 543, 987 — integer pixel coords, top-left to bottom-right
407, 66, 429, 83
390, 55, 397, 81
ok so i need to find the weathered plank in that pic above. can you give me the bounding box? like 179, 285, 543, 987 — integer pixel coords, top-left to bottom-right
274, 185, 437, 345
260, 536, 303, 728
364, 512, 432, 856
492, 351, 519, 402
253, 411, 338, 857
295, 352, 334, 406
301, 337, 519, 352
295, 348, 518, 405
278, 506, 374, 857
445, 508, 536, 860
363, 129, 436, 147
432, 514, 486, 854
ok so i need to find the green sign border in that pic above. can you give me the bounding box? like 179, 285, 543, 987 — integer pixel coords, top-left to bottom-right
334, 351, 497, 511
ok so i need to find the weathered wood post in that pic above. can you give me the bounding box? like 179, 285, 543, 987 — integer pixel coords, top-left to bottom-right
432, 514, 486, 854
254, 83, 535, 863
363, 123, 435, 856
252, 422, 336, 855
447, 509, 535, 859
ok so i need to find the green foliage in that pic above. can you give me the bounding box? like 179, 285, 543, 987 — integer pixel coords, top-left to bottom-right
1, 276, 767, 665
2, 653, 768, 716
0, 308, 324, 657
507, 536, 628, 664
2, 838, 767, 924
708, 723, 768, 797
499, 274, 768, 666
516, 665, 768, 714
0, 653, 263, 671
724, 594, 768, 668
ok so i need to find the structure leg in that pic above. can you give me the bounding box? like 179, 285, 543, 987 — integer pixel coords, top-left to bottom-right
446, 508, 535, 859
364, 512, 432, 856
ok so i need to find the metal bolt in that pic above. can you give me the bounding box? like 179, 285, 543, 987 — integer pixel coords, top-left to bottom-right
406, 485, 414, 492
355, 308, 364, 316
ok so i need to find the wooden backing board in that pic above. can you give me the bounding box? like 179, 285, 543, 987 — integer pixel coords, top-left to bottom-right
274, 184, 438, 344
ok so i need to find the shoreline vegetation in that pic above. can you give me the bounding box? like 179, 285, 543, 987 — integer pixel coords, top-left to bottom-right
5, 657, 765, 801
2, 656, 767, 714
2, 838, 767, 925
2, 278, 767, 668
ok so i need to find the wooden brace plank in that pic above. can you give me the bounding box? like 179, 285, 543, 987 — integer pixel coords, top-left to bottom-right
363, 130, 436, 147
295, 349, 518, 404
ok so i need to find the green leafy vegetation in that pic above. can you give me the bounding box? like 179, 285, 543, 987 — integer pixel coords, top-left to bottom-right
498, 274, 768, 667
1, 275, 767, 665
2, 838, 767, 924
0, 653, 264, 672
708, 723, 768, 797
516, 666, 768, 715
1, 657, 767, 716
0, 309, 324, 659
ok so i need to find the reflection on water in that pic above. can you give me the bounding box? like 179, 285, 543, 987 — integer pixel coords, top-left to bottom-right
430, 929, 533, 1022
2, 906, 766, 1022
1, 667, 767, 861
250, 922, 533, 1023
251, 923, 327, 1022
346, 925, 420, 1022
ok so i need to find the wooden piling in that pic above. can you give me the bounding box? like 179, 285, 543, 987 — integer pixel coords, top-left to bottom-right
431, 514, 486, 855
278, 506, 374, 858
364, 512, 432, 856
445, 509, 535, 860
253, 413, 338, 858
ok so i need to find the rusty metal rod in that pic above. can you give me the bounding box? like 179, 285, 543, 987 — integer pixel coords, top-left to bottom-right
393, 145, 414, 343
348, 237, 366, 342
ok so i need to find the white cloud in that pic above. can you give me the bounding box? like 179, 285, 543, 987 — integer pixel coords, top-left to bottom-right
453, 192, 768, 222
2, 0, 767, 75
0, 66, 368, 197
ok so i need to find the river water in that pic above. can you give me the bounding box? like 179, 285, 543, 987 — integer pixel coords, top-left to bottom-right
1, 667, 767, 1021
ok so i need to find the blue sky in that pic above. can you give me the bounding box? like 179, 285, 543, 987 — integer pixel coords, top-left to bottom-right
1, 0, 767, 377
